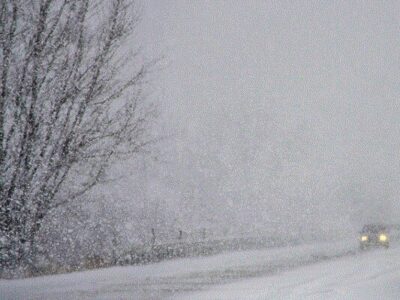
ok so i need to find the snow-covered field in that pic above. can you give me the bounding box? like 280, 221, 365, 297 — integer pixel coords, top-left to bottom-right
1, 240, 398, 300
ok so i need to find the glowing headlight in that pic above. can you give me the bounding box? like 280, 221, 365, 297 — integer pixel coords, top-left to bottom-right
361, 235, 368, 241
379, 234, 388, 242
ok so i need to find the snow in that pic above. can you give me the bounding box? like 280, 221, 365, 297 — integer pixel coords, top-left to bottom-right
0, 240, 357, 299
1, 240, 399, 299
182, 244, 400, 300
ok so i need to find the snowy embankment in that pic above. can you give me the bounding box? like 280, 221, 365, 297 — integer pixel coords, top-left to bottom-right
0, 240, 356, 299
183, 243, 400, 300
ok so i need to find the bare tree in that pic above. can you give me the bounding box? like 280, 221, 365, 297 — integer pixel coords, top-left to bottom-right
0, 0, 155, 271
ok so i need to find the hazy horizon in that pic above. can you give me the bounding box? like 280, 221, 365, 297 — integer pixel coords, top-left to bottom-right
105, 0, 400, 243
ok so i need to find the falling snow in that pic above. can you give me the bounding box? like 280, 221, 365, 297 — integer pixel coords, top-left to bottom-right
1, 0, 400, 299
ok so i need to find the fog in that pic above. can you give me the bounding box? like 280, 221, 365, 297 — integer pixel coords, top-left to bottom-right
2, 0, 400, 285
102, 1, 400, 245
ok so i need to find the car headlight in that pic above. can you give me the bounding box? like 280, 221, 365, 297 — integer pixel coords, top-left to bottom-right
361, 235, 368, 241
379, 234, 388, 242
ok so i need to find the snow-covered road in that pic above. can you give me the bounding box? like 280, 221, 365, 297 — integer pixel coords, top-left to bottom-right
1, 240, 398, 299
183, 244, 400, 300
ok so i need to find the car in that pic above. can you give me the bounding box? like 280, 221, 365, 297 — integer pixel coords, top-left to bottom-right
359, 224, 389, 250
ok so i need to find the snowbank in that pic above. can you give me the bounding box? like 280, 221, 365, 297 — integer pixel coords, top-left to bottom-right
0, 241, 355, 299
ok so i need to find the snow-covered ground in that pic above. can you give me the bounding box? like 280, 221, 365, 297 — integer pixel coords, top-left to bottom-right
183, 243, 400, 300
1, 240, 398, 300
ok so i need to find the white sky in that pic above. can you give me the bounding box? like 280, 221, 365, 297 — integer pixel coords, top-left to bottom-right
130, 1, 400, 234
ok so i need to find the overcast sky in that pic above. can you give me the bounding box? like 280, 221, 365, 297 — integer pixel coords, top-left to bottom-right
131, 1, 400, 236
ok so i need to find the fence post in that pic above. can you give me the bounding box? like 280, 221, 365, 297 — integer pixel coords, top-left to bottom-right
151, 228, 156, 246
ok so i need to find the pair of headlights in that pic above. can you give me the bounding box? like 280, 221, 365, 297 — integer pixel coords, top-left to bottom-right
360, 234, 388, 242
